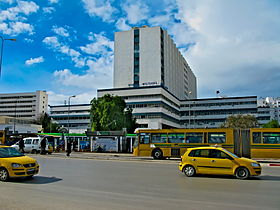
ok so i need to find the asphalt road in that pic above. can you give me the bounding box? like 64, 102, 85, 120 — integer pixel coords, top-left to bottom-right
0, 156, 280, 210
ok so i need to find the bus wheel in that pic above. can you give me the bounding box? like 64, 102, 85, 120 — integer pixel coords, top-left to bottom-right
235, 167, 250, 179
0, 168, 9, 182
152, 149, 163, 159
183, 165, 196, 177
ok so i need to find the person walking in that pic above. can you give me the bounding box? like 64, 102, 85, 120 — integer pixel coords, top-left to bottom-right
66, 140, 72, 157
18, 139, 25, 154
40, 137, 47, 155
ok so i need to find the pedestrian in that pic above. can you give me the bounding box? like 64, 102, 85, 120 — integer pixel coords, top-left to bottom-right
18, 139, 25, 154
40, 137, 47, 155
66, 140, 72, 157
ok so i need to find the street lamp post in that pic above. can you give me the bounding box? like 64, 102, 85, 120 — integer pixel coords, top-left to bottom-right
0, 35, 16, 77
68, 95, 76, 135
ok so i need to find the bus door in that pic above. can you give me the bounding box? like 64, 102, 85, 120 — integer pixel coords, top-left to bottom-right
138, 133, 150, 156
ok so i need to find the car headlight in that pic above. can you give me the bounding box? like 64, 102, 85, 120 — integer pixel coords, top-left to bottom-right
251, 162, 260, 167
11, 163, 23, 168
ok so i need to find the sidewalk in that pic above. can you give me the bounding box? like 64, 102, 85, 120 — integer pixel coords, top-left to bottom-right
38, 151, 280, 165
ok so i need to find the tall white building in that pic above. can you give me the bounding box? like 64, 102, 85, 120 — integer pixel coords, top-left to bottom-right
113, 26, 197, 100
99, 26, 197, 129
0, 91, 48, 121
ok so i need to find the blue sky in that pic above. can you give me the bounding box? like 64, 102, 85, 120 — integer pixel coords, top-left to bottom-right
0, 0, 280, 105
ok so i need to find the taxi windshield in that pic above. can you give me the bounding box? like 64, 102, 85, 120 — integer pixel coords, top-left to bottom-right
222, 148, 239, 158
0, 147, 24, 158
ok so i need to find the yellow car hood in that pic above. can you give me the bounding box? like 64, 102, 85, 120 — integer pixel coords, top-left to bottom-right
3, 156, 37, 164
238, 157, 258, 164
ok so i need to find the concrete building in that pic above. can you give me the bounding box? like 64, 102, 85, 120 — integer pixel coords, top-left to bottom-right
0, 116, 42, 134
257, 97, 280, 124
49, 104, 90, 133
99, 26, 196, 128
0, 91, 48, 121
113, 26, 197, 100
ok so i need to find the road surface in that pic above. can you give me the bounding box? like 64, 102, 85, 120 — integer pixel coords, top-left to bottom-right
0, 156, 279, 210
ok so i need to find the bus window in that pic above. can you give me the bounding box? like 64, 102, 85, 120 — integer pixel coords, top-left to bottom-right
151, 134, 167, 143
263, 132, 280, 144
252, 132, 262, 143
208, 132, 226, 143
168, 133, 184, 143
139, 134, 150, 144
186, 133, 203, 143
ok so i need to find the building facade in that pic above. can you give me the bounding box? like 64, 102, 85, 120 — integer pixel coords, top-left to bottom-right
257, 97, 280, 124
0, 91, 48, 121
49, 104, 90, 133
113, 26, 197, 100
99, 26, 197, 128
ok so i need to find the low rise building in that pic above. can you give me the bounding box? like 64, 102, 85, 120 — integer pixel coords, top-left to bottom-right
49, 104, 91, 133
0, 91, 48, 121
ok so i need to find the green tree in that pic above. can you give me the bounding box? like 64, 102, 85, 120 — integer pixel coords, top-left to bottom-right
90, 94, 137, 133
36, 113, 61, 133
221, 114, 259, 129
262, 120, 280, 128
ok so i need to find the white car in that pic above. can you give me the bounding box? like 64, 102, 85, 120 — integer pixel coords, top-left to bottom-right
11, 137, 52, 154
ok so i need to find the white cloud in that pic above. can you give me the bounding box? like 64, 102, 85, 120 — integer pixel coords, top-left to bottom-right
0, 21, 34, 35
80, 32, 114, 56
82, 0, 116, 22
43, 36, 85, 67
43, 7, 55, 14
172, 0, 280, 97
0, 1, 38, 36
52, 26, 69, 37
122, 1, 149, 24
25, 56, 44, 65
115, 18, 131, 31
52, 32, 114, 98
42, 36, 60, 48
47, 90, 95, 105
49, 0, 59, 4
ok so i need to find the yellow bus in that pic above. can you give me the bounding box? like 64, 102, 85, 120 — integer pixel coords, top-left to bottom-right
250, 128, 280, 158
133, 128, 280, 159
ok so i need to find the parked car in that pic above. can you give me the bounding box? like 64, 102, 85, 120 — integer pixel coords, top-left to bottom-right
0, 146, 39, 181
11, 137, 53, 154
179, 146, 261, 179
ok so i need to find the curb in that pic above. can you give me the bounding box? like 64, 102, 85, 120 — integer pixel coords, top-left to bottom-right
269, 164, 280, 167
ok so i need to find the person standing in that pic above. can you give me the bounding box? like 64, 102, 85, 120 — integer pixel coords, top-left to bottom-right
66, 140, 72, 157
40, 137, 47, 155
18, 139, 25, 154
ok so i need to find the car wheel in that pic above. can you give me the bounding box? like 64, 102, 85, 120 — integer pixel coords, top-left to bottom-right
235, 167, 250, 180
183, 165, 196, 177
152, 149, 163, 159
31, 149, 37, 154
0, 168, 9, 182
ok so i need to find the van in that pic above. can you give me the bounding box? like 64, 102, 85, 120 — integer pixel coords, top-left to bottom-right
11, 137, 52, 154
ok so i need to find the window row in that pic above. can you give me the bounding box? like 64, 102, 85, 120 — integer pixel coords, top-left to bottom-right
139, 132, 226, 144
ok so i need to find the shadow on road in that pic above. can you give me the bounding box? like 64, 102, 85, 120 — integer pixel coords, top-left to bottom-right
11, 176, 62, 184
254, 175, 280, 181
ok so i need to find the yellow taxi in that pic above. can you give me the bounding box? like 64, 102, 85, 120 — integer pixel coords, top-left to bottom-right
0, 146, 39, 181
179, 147, 261, 179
